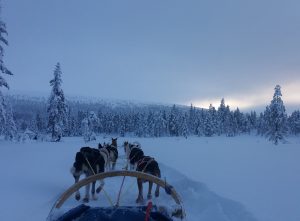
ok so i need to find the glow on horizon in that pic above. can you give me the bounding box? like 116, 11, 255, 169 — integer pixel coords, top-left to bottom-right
188, 81, 300, 111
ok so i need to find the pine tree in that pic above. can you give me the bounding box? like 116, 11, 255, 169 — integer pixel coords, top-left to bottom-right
188, 104, 197, 134
118, 113, 127, 137
217, 98, 228, 135
0, 5, 16, 140
226, 111, 237, 137
249, 111, 257, 130
153, 111, 163, 137
47, 63, 68, 142
169, 105, 179, 136
146, 111, 155, 136
265, 85, 288, 145
177, 112, 189, 138
203, 104, 217, 137
233, 108, 243, 134
257, 107, 270, 136
3, 102, 17, 140
36, 113, 44, 133
195, 108, 206, 136
75, 110, 85, 136
82, 111, 99, 142
288, 110, 300, 135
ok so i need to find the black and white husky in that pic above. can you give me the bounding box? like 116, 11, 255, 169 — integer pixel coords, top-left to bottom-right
123, 141, 144, 170
98, 138, 118, 170
98, 143, 111, 171
70, 146, 105, 202
135, 156, 161, 204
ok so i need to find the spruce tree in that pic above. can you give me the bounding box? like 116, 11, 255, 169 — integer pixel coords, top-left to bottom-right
3, 103, 17, 140
169, 105, 179, 136
188, 104, 197, 134
266, 85, 288, 144
226, 111, 237, 137
82, 111, 99, 142
288, 110, 300, 135
203, 104, 217, 137
0, 5, 16, 140
47, 63, 68, 142
217, 98, 228, 135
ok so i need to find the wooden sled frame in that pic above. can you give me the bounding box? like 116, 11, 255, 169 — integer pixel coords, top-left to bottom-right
55, 170, 184, 209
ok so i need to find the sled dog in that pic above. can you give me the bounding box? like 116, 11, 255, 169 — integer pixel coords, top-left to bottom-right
124, 141, 144, 170
135, 156, 161, 204
70, 146, 105, 202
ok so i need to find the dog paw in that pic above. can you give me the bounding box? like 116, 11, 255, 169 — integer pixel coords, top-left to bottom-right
83, 197, 89, 203
75, 194, 81, 201
136, 196, 144, 204
96, 187, 102, 193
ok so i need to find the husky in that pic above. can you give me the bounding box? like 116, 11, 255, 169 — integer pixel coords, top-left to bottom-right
123, 141, 144, 170
98, 138, 118, 170
70, 146, 105, 202
135, 156, 161, 204
107, 138, 118, 170
98, 143, 111, 171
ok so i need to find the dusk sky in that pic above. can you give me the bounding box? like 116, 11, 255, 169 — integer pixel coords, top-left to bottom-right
2, 0, 300, 112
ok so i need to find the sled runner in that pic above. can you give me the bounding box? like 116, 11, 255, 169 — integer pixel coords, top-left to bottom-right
48, 170, 185, 221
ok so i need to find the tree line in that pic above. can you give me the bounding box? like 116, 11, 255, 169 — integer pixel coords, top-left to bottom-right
6, 72, 300, 145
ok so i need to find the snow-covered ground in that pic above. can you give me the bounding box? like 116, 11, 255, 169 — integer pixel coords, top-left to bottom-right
0, 135, 299, 221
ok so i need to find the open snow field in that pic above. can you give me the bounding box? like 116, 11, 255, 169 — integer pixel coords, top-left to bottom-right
0, 135, 299, 221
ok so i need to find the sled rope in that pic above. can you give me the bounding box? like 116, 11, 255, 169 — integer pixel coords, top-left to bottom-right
137, 157, 155, 172
115, 175, 126, 207
84, 156, 114, 207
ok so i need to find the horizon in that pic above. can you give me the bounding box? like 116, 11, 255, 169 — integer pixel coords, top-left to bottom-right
4, 87, 299, 115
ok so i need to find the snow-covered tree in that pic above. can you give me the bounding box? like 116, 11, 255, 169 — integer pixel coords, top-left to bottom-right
188, 104, 198, 134
178, 112, 189, 138
3, 102, 17, 140
288, 110, 300, 135
153, 110, 168, 137
249, 111, 257, 130
203, 104, 217, 137
35, 113, 44, 132
47, 63, 68, 142
265, 85, 288, 145
82, 111, 99, 142
225, 111, 237, 137
0, 5, 16, 140
169, 105, 179, 136
195, 108, 205, 136
146, 111, 155, 136
217, 98, 228, 135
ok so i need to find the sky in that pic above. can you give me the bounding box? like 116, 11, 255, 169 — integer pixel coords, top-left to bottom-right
1, 0, 300, 112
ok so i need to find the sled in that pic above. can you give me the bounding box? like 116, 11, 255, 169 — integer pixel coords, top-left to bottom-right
48, 170, 186, 221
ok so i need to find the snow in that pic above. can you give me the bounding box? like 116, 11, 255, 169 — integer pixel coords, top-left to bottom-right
0, 135, 299, 221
